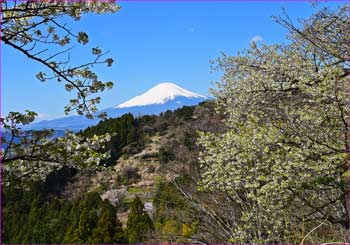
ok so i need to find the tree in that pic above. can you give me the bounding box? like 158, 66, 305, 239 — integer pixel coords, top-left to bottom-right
126, 197, 154, 243
89, 208, 126, 244
1, 0, 119, 118
1, 110, 112, 184
71, 208, 97, 243
198, 4, 349, 243
1, 0, 120, 184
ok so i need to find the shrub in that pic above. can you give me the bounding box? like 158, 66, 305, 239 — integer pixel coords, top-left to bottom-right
158, 145, 175, 165
117, 166, 141, 185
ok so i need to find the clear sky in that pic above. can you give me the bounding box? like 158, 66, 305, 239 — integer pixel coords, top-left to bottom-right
2, 1, 344, 120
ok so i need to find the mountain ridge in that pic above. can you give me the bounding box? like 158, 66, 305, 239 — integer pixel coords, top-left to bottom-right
24, 82, 207, 131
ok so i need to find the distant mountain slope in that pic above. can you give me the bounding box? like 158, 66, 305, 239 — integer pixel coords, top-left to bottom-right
1, 130, 66, 150
24, 82, 207, 131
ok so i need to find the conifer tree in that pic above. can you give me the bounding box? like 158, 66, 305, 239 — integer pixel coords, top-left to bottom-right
89, 208, 126, 244
71, 208, 97, 243
126, 197, 154, 244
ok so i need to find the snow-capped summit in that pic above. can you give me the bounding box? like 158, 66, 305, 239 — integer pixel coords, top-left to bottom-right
115, 82, 206, 108
25, 82, 207, 131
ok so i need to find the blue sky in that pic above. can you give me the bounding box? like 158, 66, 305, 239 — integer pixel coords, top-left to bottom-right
2, 1, 344, 120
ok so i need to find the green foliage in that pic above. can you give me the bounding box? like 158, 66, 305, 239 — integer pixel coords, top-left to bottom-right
3, 101, 225, 244
154, 180, 186, 211
152, 180, 194, 242
79, 105, 199, 166
126, 197, 154, 243
173, 105, 195, 121
80, 113, 143, 165
71, 208, 98, 243
162, 220, 179, 236
90, 206, 126, 244
2, 181, 125, 244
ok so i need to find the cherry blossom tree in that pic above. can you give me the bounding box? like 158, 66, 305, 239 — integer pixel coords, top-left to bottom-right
198, 4, 349, 243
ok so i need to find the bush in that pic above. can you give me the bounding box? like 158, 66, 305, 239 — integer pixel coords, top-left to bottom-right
147, 165, 156, 173
122, 153, 129, 160
158, 145, 175, 165
142, 125, 154, 134
117, 166, 141, 185
141, 152, 159, 159
122, 143, 140, 156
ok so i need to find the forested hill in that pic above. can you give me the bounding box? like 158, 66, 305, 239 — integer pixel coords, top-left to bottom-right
4, 88, 347, 243
78, 102, 208, 166
2, 101, 225, 244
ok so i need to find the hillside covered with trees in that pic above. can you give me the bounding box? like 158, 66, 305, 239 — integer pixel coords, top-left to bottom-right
3, 102, 224, 244
2, 1, 349, 244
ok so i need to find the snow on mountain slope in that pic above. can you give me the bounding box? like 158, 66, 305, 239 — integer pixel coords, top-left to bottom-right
115, 82, 206, 108
24, 82, 207, 130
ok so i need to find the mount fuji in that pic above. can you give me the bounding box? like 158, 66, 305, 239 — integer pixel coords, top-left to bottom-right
25, 82, 207, 131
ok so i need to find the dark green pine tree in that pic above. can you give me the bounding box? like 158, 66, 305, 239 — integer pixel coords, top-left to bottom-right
89, 208, 126, 244
62, 201, 81, 244
71, 208, 97, 243
20, 197, 42, 243
125, 197, 154, 244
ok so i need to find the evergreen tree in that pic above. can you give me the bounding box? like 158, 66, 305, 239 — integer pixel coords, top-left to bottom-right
126, 197, 154, 244
62, 201, 82, 243
89, 208, 126, 244
21, 197, 42, 243
71, 208, 97, 243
